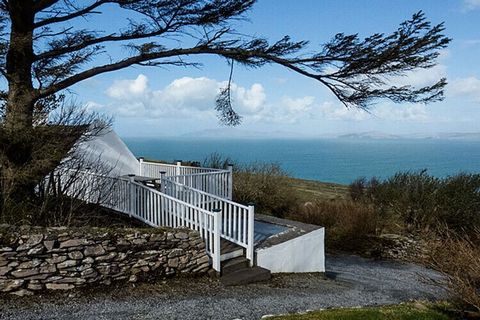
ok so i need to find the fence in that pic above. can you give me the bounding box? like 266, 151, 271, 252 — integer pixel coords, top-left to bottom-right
162, 178, 254, 263
140, 160, 233, 200
64, 171, 233, 271
62, 157, 252, 272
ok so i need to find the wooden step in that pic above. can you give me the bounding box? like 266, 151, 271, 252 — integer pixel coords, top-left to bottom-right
221, 257, 249, 275
221, 266, 271, 286
220, 239, 244, 262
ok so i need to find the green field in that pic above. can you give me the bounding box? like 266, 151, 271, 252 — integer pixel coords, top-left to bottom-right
269, 304, 454, 320
287, 177, 349, 202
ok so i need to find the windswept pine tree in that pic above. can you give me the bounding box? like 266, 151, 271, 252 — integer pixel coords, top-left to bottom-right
0, 1, 449, 216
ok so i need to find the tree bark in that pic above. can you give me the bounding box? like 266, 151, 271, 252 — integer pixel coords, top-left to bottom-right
1, 0, 37, 209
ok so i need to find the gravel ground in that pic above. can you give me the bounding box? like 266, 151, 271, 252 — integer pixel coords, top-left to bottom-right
0, 254, 446, 320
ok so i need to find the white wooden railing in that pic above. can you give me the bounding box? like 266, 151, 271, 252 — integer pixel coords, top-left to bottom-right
161, 178, 254, 263
64, 170, 222, 271
63, 158, 253, 272
140, 160, 233, 200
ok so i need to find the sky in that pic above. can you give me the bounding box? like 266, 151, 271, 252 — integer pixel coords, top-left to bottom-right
70, 0, 480, 138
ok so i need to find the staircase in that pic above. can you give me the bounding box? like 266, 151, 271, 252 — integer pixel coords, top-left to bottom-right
220, 242, 271, 286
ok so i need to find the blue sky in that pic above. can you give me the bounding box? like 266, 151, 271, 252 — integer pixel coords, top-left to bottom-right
73, 0, 480, 137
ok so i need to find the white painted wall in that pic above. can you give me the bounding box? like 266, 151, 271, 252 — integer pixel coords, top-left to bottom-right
74, 129, 139, 176
256, 228, 325, 273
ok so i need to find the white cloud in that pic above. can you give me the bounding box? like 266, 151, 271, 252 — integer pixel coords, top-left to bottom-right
463, 0, 480, 11
93, 74, 314, 124
106, 74, 149, 99
388, 64, 447, 89
318, 102, 369, 121
316, 102, 429, 122
448, 76, 480, 101
373, 104, 429, 122
92, 74, 438, 125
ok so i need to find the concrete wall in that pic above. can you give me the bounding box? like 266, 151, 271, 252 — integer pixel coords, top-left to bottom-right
255, 228, 325, 273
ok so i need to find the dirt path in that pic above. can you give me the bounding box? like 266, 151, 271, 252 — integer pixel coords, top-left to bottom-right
0, 254, 446, 320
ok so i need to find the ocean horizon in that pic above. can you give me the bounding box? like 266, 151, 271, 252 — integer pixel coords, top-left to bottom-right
123, 137, 480, 185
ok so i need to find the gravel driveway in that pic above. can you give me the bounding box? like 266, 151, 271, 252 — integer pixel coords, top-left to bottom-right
0, 254, 446, 320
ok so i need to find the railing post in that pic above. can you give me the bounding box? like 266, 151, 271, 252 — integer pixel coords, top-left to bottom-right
212, 208, 222, 272
175, 160, 182, 176
227, 164, 233, 200
159, 171, 166, 193
128, 174, 136, 217
246, 204, 255, 266
138, 157, 144, 176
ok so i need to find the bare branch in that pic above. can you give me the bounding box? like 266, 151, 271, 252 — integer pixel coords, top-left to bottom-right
35, 0, 111, 28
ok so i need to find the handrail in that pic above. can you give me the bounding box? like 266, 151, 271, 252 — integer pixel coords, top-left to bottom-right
65, 170, 222, 271
161, 178, 254, 262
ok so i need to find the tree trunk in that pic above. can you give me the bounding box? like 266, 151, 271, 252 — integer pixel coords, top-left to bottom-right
1, 0, 37, 216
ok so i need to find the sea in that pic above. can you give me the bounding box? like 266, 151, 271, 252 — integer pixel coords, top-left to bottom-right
123, 137, 480, 185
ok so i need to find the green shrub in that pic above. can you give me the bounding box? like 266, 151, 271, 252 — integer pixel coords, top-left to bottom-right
350, 171, 480, 234
202, 153, 298, 217
233, 162, 298, 217
289, 199, 378, 252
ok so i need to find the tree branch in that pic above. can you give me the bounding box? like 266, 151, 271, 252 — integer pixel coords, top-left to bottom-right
35, 0, 111, 28
34, 0, 60, 12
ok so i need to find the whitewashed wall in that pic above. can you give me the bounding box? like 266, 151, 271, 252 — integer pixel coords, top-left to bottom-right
256, 228, 325, 273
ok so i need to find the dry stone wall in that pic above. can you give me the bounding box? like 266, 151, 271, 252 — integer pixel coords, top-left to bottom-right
0, 225, 210, 296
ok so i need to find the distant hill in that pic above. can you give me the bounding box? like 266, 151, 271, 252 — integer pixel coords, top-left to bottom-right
337, 132, 402, 140
181, 128, 311, 139
179, 129, 480, 141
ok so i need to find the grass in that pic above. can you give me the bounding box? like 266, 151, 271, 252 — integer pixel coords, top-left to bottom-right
269, 303, 455, 320
287, 177, 348, 202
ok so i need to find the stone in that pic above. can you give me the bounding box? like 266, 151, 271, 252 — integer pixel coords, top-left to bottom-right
174, 232, 189, 240
115, 252, 127, 262
80, 268, 97, 278
46, 283, 74, 290
43, 240, 56, 251
27, 282, 44, 291
167, 248, 184, 258
128, 275, 138, 283
68, 251, 84, 260
43, 276, 63, 283
0, 247, 13, 252
39, 264, 57, 274
0, 259, 8, 267
17, 234, 43, 251
84, 245, 105, 257
18, 259, 42, 269
96, 265, 111, 275
0, 279, 24, 292
132, 238, 147, 245
57, 260, 78, 269
95, 252, 117, 262
168, 258, 179, 268
196, 255, 209, 265
11, 289, 33, 296
150, 233, 165, 242
46, 255, 66, 264
27, 246, 45, 255
82, 257, 94, 264
60, 239, 88, 248
56, 277, 86, 285
11, 268, 39, 278
0, 266, 12, 276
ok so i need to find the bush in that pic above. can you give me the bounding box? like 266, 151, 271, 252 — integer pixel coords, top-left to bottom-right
427, 229, 480, 315
350, 171, 480, 234
233, 162, 298, 217
202, 153, 298, 217
202, 152, 233, 169
289, 199, 378, 252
